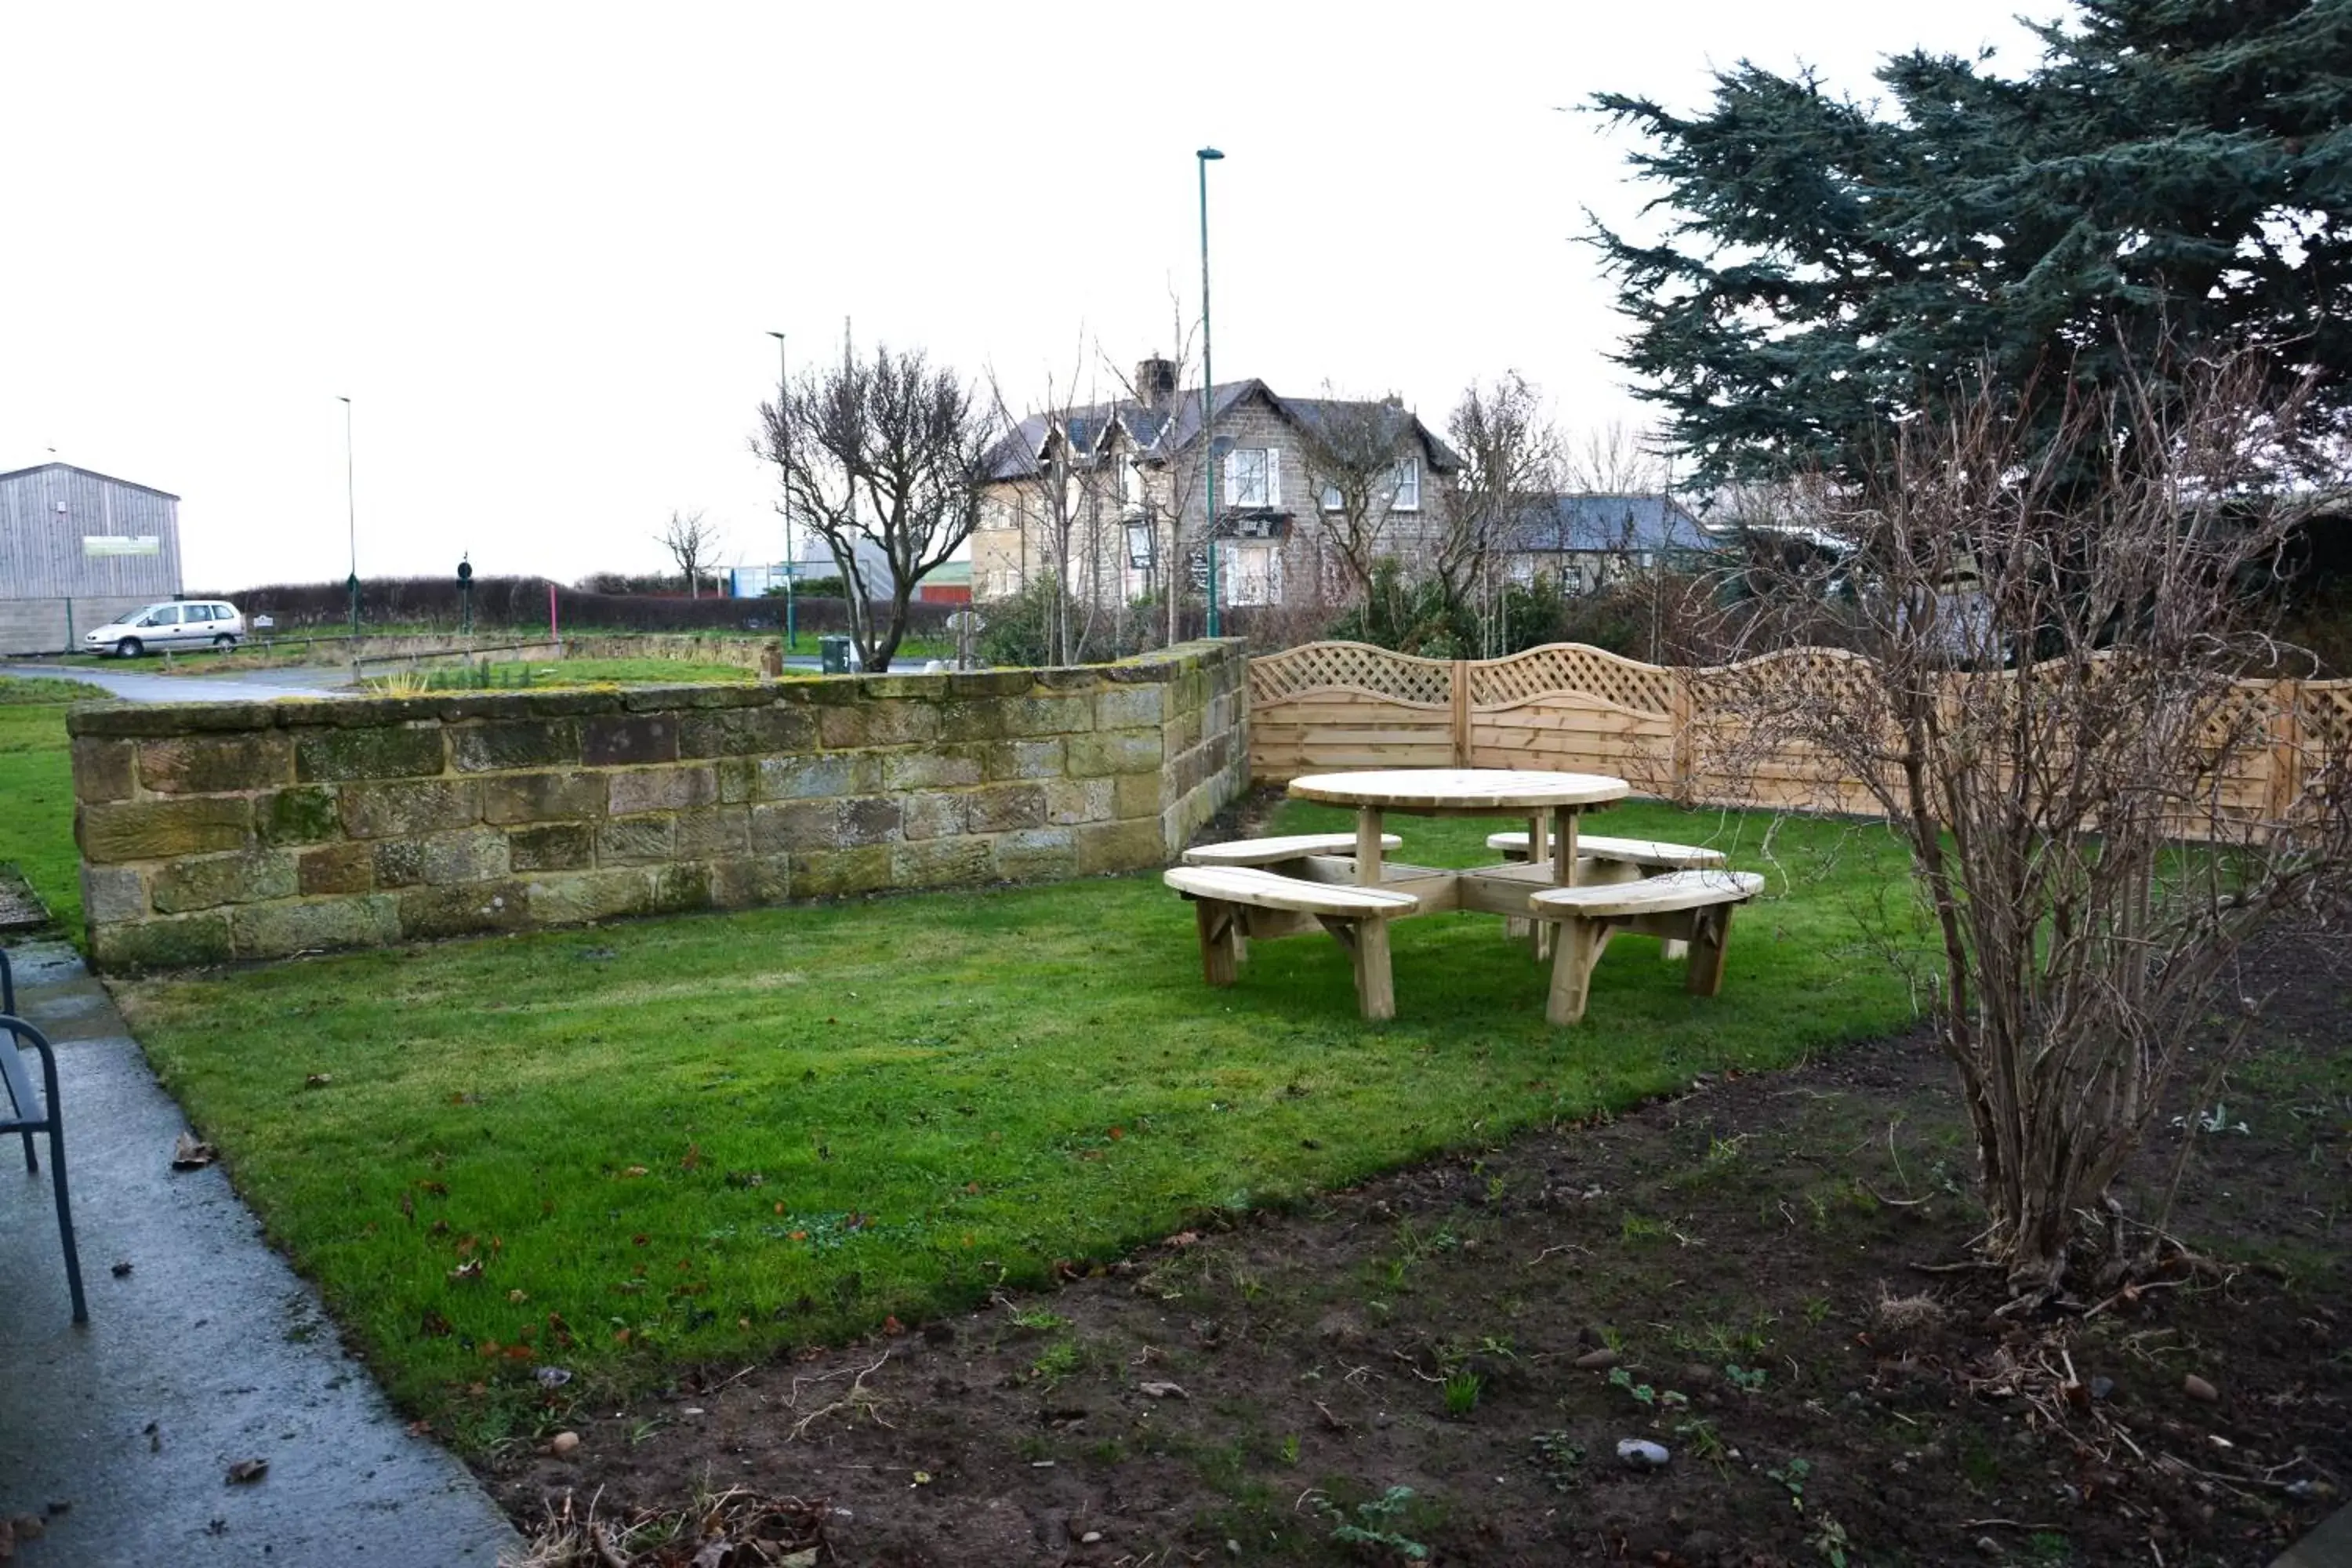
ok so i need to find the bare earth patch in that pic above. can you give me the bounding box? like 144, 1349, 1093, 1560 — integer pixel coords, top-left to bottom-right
488, 929, 2348, 1566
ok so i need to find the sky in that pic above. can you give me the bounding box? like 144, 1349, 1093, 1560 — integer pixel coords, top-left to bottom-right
2, 1, 2063, 593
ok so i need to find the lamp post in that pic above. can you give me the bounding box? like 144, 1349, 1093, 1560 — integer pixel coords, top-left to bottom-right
1196, 146, 1224, 639
768, 329, 797, 649
339, 396, 359, 636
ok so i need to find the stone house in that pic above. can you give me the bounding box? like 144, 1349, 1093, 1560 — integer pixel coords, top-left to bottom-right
1500, 493, 1719, 593
975, 360, 1459, 613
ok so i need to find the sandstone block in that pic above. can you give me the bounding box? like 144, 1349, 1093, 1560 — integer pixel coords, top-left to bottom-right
966, 783, 1046, 833
372, 838, 425, 888
71, 738, 137, 803
90, 913, 235, 972
138, 731, 293, 796
298, 842, 376, 895
599, 816, 676, 866
715, 756, 757, 804
673, 804, 750, 859
449, 718, 580, 773
233, 895, 401, 960
645, 863, 712, 914
1043, 778, 1114, 826
1000, 694, 1094, 737
750, 797, 902, 854
1076, 817, 1166, 875
1067, 728, 1163, 779
881, 747, 984, 791
608, 764, 718, 815
482, 770, 608, 824
710, 852, 792, 909
506, 822, 594, 872
582, 713, 677, 766
295, 724, 446, 782
80, 797, 252, 862
150, 849, 299, 913
257, 786, 342, 847
900, 791, 966, 840
818, 701, 938, 750
991, 827, 1078, 883
789, 845, 892, 898
757, 752, 877, 800
891, 835, 993, 889
982, 739, 1064, 781
1113, 771, 1167, 820
81, 865, 148, 924
524, 869, 652, 926
339, 779, 481, 840
1094, 685, 1166, 729
397, 881, 530, 940
677, 705, 819, 758
421, 827, 511, 885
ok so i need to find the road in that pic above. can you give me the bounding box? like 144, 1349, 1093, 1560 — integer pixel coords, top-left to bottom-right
0, 661, 354, 703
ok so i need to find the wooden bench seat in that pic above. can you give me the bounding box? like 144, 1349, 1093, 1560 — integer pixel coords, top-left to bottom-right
1163, 865, 1417, 1020
1182, 832, 1401, 868
1486, 831, 1727, 871
1525, 869, 1765, 1025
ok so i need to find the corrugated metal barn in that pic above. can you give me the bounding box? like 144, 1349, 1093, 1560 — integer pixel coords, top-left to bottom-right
0, 463, 184, 655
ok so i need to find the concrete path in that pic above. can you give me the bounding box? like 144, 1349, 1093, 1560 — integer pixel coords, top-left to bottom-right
0, 939, 519, 1566
0, 662, 354, 705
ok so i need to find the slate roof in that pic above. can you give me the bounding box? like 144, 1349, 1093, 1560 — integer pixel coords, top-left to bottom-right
985, 380, 1457, 481
1503, 493, 1715, 555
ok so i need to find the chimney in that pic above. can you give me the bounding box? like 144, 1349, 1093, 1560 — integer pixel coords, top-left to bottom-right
1135, 356, 1178, 414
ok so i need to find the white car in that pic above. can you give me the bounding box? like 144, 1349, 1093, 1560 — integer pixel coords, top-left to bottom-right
85, 601, 246, 658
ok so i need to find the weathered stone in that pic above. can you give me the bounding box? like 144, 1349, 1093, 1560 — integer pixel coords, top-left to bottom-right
581, 713, 677, 766
420, 828, 510, 885
1067, 728, 1164, 779
372, 838, 425, 888
69, 701, 274, 739
941, 669, 1033, 700
982, 739, 1064, 781
818, 701, 939, 750
232, 895, 402, 960
482, 770, 608, 825
397, 881, 530, 940
524, 869, 653, 925
506, 822, 594, 872
607, 764, 718, 815
673, 805, 750, 859
677, 705, 819, 758
71, 738, 137, 803
789, 845, 893, 898
1094, 684, 1166, 729
298, 842, 376, 895
339, 779, 480, 840
710, 853, 791, 909
750, 797, 902, 854
449, 719, 579, 773
881, 747, 983, 791
1000, 694, 1094, 737
137, 731, 293, 796
257, 786, 343, 847
79, 797, 252, 863
1043, 778, 1114, 826
900, 791, 966, 841
598, 816, 676, 866
714, 756, 757, 804
150, 849, 299, 913
80, 864, 149, 924
891, 835, 993, 889
993, 827, 1078, 883
1076, 817, 1166, 874
295, 725, 447, 782
966, 783, 1046, 833
935, 701, 1007, 743
1113, 771, 1167, 820
756, 753, 877, 800
645, 863, 711, 914
90, 913, 236, 972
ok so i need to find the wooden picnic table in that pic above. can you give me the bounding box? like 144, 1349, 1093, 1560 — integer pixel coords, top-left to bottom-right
1286, 768, 1632, 894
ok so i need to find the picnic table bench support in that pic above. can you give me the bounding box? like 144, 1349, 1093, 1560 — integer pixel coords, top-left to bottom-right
1194, 898, 1244, 986
1316, 914, 1395, 1022
1527, 871, 1765, 1027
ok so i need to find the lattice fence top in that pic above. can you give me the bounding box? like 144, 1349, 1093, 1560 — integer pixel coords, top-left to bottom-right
1249, 641, 1455, 708
2303, 681, 2352, 756
1683, 646, 1886, 722
1468, 644, 1675, 714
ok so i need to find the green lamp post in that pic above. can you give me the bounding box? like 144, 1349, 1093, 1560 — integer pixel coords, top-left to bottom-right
1197, 147, 1224, 639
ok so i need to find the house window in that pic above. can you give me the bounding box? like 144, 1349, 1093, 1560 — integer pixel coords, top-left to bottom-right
1220, 541, 1283, 606
1319, 482, 1342, 511
1226, 447, 1276, 508
1393, 456, 1421, 512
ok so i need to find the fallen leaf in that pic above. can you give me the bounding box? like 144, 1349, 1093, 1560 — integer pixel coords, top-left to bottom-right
883, 1315, 906, 1336
1138, 1381, 1189, 1399
170, 1133, 216, 1171
110, 1261, 132, 1278
303, 1073, 332, 1090
1164, 1231, 1200, 1250
622, 1166, 649, 1179
507, 1289, 529, 1304
448, 1259, 484, 1283
225, 1458, 268, 1485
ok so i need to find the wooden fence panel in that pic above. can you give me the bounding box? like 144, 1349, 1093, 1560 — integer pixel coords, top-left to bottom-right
1248, 641, 1460, 781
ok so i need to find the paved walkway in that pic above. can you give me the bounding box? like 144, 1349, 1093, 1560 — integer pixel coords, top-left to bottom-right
0, 662, 354, 704
0, 939, 518, 1566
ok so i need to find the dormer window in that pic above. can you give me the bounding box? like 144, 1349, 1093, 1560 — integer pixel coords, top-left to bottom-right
1226, 447, 1278, 508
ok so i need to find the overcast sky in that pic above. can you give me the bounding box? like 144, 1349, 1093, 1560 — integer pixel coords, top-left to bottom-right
3, 1, 2061, 592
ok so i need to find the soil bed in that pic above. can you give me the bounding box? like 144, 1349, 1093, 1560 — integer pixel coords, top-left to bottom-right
487, 929, 2349, 1566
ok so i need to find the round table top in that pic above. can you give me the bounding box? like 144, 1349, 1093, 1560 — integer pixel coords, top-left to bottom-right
1287, 768, 1632, 811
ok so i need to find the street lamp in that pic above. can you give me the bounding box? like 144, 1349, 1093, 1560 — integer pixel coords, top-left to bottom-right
339, 396, 358, 636
768, 330, 797, 649
1196, 146, 1224, 639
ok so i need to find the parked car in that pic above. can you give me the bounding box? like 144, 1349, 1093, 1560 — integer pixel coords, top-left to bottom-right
84, 601, 245, 658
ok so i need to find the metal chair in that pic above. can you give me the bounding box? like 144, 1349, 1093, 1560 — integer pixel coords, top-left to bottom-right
1, 950, 89, 1323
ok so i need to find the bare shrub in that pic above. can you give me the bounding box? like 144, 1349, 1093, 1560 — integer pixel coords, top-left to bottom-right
1700, 354, 2352, 1305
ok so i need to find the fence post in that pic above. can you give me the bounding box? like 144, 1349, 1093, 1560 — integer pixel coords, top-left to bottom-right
1450, 659, 1471, 767
2269, 679, 2301, 823
1670, 668, 1694, 801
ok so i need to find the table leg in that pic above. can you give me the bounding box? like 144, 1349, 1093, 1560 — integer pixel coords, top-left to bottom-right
1356, 807, 1385, 887
1552, 807, 1579, 888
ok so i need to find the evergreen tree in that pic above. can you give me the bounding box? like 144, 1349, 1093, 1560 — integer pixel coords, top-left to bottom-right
1592, 0, 2352, 489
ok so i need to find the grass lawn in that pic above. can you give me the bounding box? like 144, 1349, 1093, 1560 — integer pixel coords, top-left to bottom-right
0, 678, 102, 934
114, 797, 1928, 1450
366, 658, 762, 692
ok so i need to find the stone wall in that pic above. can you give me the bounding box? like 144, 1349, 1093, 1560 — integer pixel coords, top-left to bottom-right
71, 641, 1247, 971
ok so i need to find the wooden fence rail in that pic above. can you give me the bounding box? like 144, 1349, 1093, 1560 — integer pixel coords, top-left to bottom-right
1249, 640, 2352, 822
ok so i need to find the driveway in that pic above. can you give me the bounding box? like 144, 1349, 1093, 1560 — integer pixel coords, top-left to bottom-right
0, 663, 352, 704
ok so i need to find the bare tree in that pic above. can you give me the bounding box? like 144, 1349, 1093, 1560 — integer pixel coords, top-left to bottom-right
1563, 419, 1666, 495
657, 509, 724, 599
1439, 373, 1561, 643
1704, 353, 2352, 1305
756, 336, 1001, 671
1096, 297, 1208, 651
1290, 389, 1416, 602
986, 343, 1121, 666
